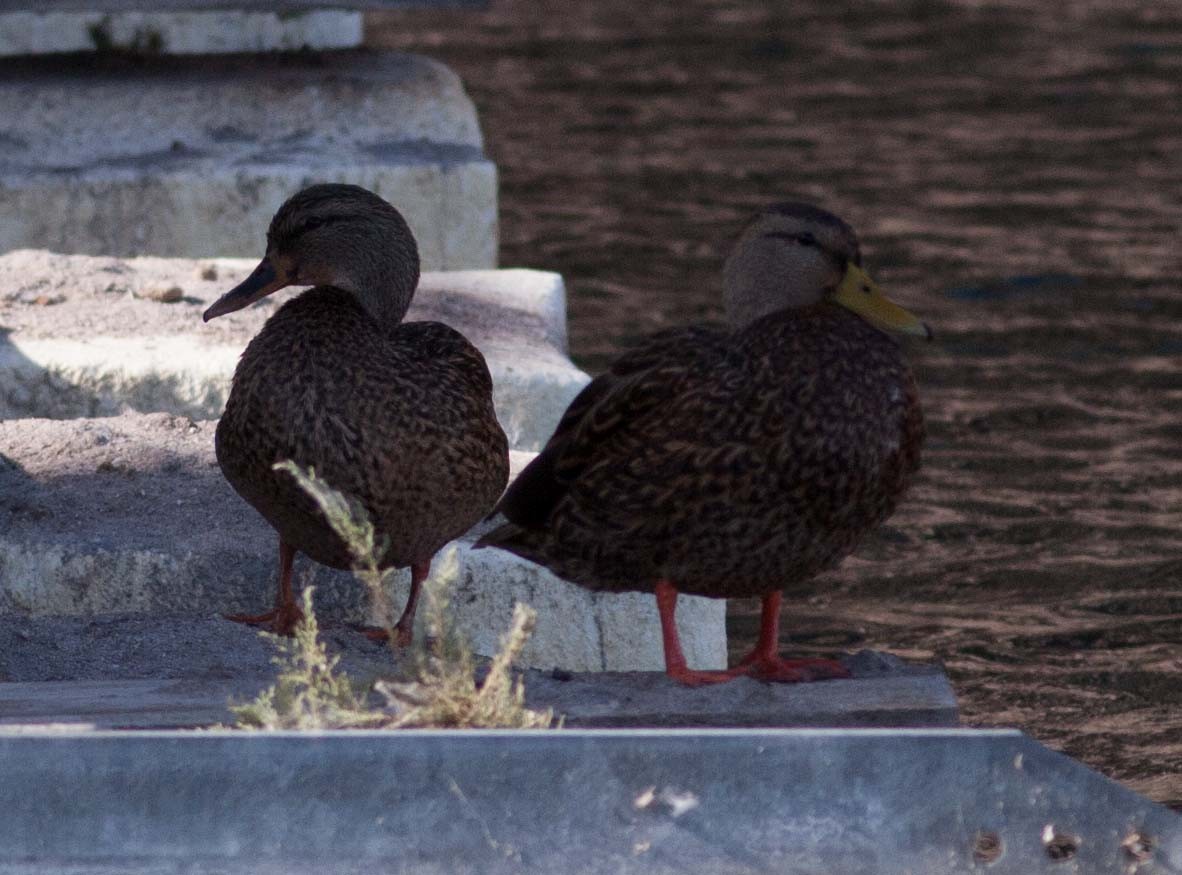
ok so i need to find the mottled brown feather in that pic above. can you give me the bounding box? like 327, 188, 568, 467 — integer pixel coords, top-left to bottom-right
217, 287, 508, 571
478, 302, 922, 599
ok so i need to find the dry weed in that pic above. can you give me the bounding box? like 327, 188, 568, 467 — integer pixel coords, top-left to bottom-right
231, 461, 555, 731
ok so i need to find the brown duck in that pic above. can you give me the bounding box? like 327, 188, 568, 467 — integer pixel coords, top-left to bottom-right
477, 203, 929, 685
204, 184, 509, 642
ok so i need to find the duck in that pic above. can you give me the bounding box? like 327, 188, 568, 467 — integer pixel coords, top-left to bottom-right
476, 202, 929, 685
203, 183, 509, 642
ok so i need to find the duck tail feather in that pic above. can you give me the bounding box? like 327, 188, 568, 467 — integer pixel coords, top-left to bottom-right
473, 521, 526, 551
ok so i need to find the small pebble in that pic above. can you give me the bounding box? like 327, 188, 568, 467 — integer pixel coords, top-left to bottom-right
95, 459, 134, 477
136, 284, 184, 303
197, 263, 218, 281
9, 288, 65, 306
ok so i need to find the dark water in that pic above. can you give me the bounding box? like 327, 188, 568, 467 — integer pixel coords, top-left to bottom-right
370, 1, 1182, 807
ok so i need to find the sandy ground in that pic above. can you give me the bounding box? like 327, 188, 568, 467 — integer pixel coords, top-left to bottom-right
0, 251, 564, 354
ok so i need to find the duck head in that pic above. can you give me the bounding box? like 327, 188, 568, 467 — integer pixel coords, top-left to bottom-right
722, 202, 931, 340
203, 183, 421, 326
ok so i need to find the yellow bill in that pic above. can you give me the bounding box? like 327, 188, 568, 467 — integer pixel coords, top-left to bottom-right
832, 264, 932, 340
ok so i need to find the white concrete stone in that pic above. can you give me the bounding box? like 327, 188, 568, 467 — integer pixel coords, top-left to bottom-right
0, 51, 496, 269
0, 415, 728, 673
0, 10, 362, 56
428, 537, 725, 673
0, 252, 590, 451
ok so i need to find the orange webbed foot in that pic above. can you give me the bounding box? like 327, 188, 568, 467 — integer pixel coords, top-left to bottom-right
224, 601, 304, 637
664, 665, 747, 687
352, 620, 414, 648
736, 656, 851, 683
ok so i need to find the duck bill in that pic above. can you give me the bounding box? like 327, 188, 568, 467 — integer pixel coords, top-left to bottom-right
832, 264, 932, 341
202, 257, 289, 322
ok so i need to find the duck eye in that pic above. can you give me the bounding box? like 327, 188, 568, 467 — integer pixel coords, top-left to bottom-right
761, 231, 821, 248
862, 283, 873, 294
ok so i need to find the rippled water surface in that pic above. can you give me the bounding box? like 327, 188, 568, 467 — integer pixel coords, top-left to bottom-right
371, 0, 1182, 806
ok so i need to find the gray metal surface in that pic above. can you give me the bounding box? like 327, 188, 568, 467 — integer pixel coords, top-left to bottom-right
0, 728, 1177, 873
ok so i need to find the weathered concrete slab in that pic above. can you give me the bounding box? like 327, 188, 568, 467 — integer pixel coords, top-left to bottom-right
0, 9, 363, 55
0, 729, 1176, 874
0, 253, 588, 450
0, 414, 726, 672
0, 618, 954, 728
0, 51, 496, 268
0, 613, 399, 688
527, 651, 956, 728
0, 678, 271, 729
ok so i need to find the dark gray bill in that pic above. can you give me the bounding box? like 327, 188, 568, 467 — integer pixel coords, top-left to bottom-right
202, 258, 285, 322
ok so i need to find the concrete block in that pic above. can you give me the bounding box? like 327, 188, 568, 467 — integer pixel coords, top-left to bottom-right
0, 10, 363, 56
0, 51, 497, 269
0, 252, 590, 451
0, 414, 727, 673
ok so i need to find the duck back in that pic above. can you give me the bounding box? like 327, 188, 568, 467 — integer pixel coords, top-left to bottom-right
483, 304, 922, 598
217, 287, 509, 570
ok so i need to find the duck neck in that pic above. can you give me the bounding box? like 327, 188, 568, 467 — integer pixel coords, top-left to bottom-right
722, 246, 821, 330
724, 271, 791, 330
341, 242, 420, 327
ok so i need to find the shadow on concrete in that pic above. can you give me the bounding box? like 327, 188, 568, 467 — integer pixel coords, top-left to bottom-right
0, 323, 227, 420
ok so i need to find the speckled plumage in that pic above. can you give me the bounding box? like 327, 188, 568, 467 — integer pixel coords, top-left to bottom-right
217, 288, 508, 571
482, 304, 921, 598
206, 184, 508, 638
476, 202, 927, 683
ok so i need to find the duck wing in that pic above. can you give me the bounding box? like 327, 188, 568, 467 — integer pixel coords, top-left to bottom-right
478, 325, 730, 539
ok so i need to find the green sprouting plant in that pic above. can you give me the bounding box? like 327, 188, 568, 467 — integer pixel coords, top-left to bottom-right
231, 461, 555, 731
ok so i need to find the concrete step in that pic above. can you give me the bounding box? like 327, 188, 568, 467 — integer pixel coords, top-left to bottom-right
0, 252, 590, 451
0, 644, 957, 729
0, 413, 726, 673
0, 51, 496, 269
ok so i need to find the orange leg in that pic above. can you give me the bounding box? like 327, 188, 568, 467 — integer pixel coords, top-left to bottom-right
732, 591, 850, 682
656, 580, 741, 686
358, 558, 430, 647
225, 540, 304, 636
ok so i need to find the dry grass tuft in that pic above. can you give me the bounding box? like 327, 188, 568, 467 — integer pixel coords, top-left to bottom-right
230, 586, 384, 730
231, 461, 555, 731
377, 548, 555, 729
273, 460, 399, 641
